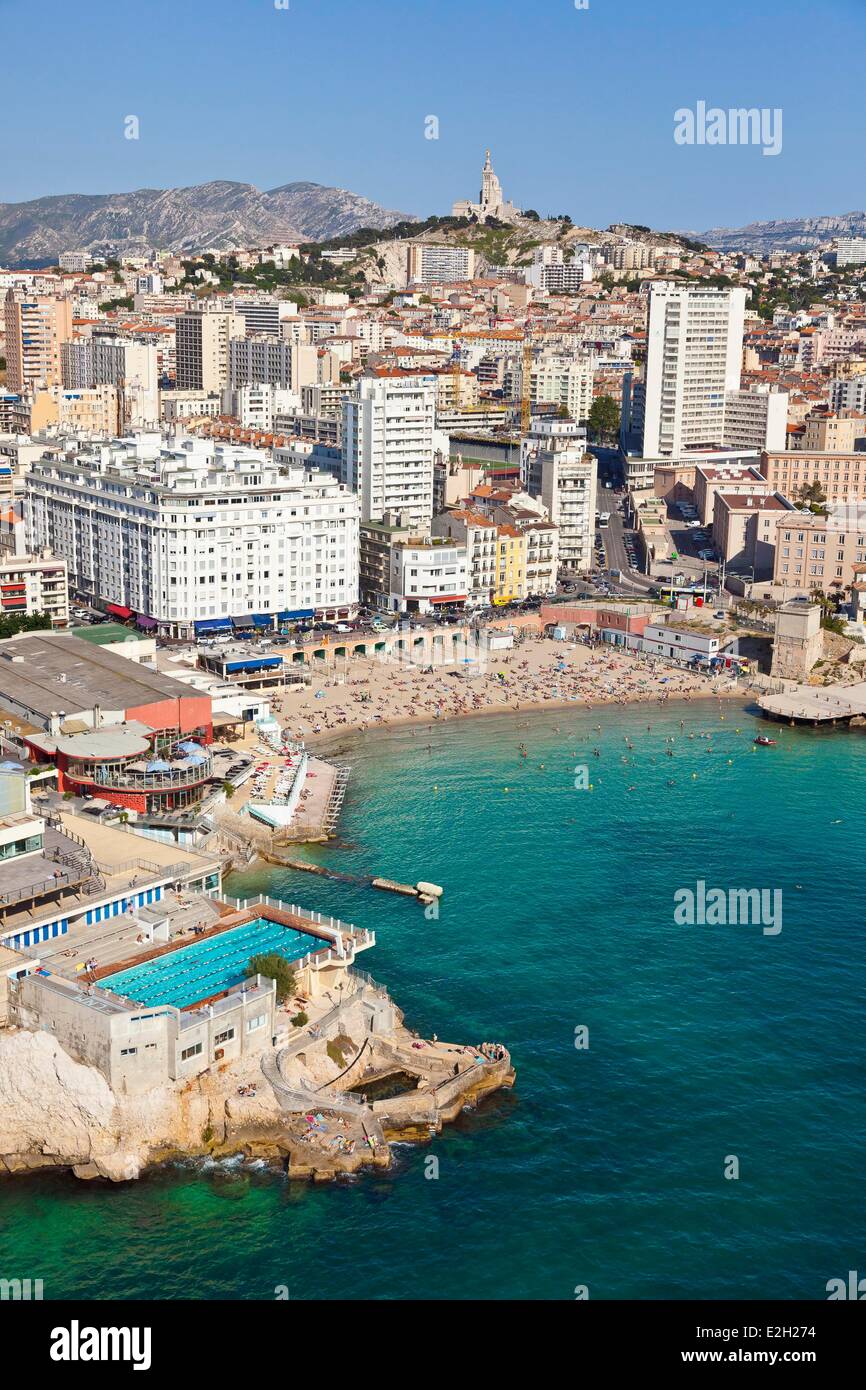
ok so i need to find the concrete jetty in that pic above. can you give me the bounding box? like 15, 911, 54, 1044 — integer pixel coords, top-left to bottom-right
758, 679, 866, 725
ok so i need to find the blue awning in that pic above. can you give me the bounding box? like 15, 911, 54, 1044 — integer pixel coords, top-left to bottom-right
194, 618, 232, 634
277, 608, 315, 622
176, 741, 203, 755
225, 657, 283, 674
251, 614, 274, 628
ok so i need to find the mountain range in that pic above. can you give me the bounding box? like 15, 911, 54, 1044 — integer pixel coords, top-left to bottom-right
0, 180, 414, 265
694, 211, 866, 254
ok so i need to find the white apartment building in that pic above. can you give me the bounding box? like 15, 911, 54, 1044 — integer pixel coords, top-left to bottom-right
25, 433, 359, 637
511, 354, 595, 423
389, 538, 468, 614
641, 283, 747, 457
227, 295, 285, 338
525, 245, 593, 292
406, 244, 476, 286
829, 377, 866, 414
430, 508, 498, 607
342, 372, 436, 529
220, 384, 299, 431
523, 419, 597, 572
176, 311, 244, 392
135, 272, 164, 295
835, 238, 866, 267
161, 390, 223, 421
722, 386, 788, 452
58, 252, 93, 273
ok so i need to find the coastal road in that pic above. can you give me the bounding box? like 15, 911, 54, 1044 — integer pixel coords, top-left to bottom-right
602, 507, 656, 593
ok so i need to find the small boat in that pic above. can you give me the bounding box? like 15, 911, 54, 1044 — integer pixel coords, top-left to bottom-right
754, 735, 777, 746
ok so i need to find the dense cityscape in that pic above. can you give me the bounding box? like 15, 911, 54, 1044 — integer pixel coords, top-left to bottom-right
0, 0, 864, 1346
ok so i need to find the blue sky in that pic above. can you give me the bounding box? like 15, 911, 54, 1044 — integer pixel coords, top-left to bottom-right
2, 0, 864, 232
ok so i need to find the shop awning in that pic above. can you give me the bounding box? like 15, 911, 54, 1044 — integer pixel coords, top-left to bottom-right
231, 615, 255, 628
277, 608, 315, 622
194, 618, 232, 634
136, 615, 158, 630
251, 613, 274, 628
106, 603, 133, 619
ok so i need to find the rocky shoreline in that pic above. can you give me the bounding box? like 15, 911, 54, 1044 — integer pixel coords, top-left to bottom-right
0, 1001, 515, 1185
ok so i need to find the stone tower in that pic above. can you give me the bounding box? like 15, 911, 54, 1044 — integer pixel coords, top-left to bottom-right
480, 150, 503, 214
770, 597, 823, 680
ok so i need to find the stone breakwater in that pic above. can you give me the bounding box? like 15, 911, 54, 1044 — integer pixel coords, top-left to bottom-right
0, 1011, 515, 1184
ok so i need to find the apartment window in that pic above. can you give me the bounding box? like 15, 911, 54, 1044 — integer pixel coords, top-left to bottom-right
120, 1047, 137, 1057
214, 1028, 235, 1047
247, 1013, 267, 1033
181, 1042, 203, 1062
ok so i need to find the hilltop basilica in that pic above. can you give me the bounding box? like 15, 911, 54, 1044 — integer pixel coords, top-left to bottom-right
451, 150, 522, 223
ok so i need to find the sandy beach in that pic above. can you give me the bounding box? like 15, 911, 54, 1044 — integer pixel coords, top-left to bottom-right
248, 634, 742, 748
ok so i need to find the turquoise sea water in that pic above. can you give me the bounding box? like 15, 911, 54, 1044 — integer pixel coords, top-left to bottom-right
1, 699, 865, 1301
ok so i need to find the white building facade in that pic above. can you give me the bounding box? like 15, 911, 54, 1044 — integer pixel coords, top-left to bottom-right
722, 386, 789, 452
523, 420, 597, 572
25, 434, 359, 637
641, 283, 747, 457
342, 372, 436, 529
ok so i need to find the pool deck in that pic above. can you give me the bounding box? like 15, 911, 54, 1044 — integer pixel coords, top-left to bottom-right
90, 899, 370, 1010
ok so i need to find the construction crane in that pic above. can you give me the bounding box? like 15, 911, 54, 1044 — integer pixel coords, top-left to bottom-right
520, 337, 533, 434
451, 340, 462, 410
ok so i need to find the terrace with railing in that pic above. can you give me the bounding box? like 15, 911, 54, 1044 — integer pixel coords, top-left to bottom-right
69, 751, 214, 793
0, 827, 104, 917
220, 893, 375, 967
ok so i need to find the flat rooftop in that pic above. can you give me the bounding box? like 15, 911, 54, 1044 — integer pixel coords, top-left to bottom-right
57, 810, 219, 876
70, 623, 143, 646
29, 725, 152, 760
0, 632, 198, 721
717, 493, 789, 511
0, 826, 93, 909
0, 808, 221, 934
697, 465, 765, 481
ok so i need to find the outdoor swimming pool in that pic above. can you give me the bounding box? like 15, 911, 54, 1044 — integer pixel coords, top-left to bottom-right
103, 916, 324, 1009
